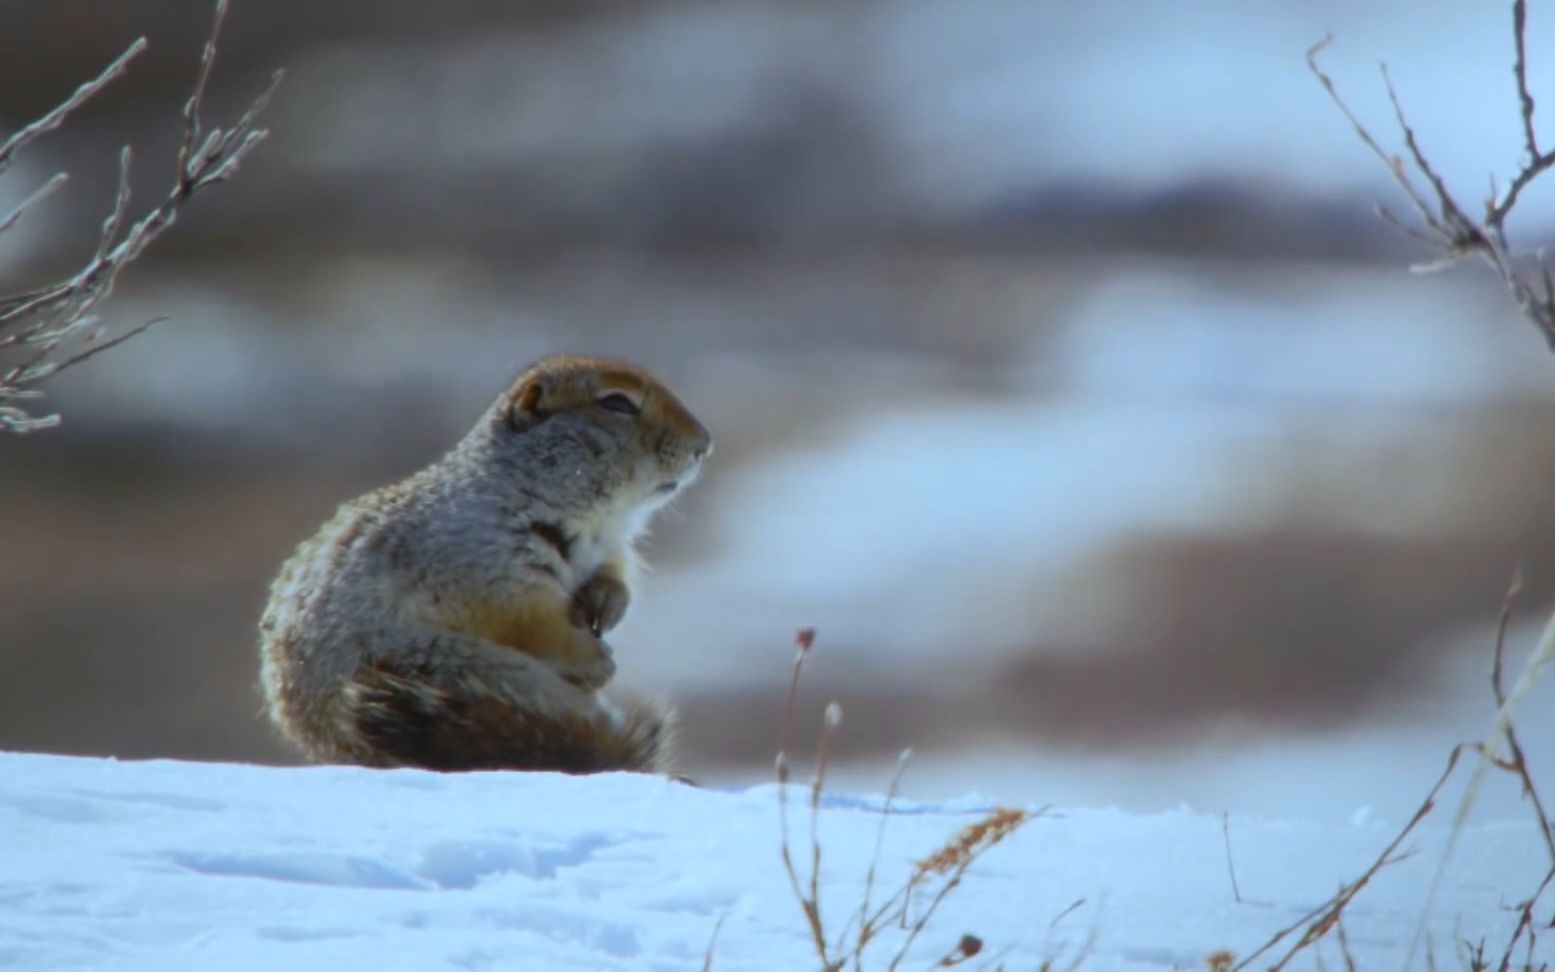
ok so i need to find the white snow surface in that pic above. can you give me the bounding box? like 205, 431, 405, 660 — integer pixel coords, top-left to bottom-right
1, 751, 1548, 971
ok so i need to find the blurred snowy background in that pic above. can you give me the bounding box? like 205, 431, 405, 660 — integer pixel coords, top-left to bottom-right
3, 0, 1553, 824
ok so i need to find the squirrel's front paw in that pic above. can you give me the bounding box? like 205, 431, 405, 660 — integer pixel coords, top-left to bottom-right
560, 639, 616, 691
570, 570, 630, 635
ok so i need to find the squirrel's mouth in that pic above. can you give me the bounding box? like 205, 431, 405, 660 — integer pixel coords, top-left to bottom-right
654, 479, 680, 494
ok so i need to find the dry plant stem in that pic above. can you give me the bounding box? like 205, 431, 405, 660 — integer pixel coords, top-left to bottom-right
775, 628, 842, 972
700, 913, 726, 972
1489, 569, 1555, 867
773, 627, 1029, 970
809, 703, 843, 964
931, 933, 983, 967
1411, 588, 1555, 966
1484, 577, 1555, 971
887, 808, 1033, 972
1498, 867, 1554, 972
1334, 915, 1357, 972
888, 869, 970, 971
1047, 930, 1097, 972
0, 0, 283, 431
844, 747, 912, 969
1314, 8, 1555, 965
843, 804, 1032, 967
1222, 811, 1244, 905
1232, 579, 1554, 970
1494, 0, 1555, 229
1307, 0, 1555, 353
1049, 898, 1085, 929
1233, 744, 1463, 971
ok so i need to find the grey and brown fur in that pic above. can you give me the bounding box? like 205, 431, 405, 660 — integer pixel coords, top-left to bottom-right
259, 355, 711, 774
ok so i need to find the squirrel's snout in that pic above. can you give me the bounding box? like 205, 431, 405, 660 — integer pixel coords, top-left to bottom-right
691, 424, 713, 462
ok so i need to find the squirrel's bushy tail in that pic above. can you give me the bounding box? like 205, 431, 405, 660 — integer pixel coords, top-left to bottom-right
331, 660, 676, 775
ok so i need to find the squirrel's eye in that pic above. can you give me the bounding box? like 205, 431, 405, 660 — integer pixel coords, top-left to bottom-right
596, 392, 641, 416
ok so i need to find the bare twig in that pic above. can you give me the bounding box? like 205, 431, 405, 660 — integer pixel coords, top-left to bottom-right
0, 172, 69, 237
1229, 571, 1554, 971
700, 913, 727, 972
0, 39, 148, 174
94, 147, 134, 266
1513, 0, 1540, 156
1309, 10, 1555, 952
1309, 4, 1555, 352
1221, 811, 1244, 905
1306, 36, 1440, 240
1490, 568, 1555, 868
1049, 898, 1085, 929
1334, 915, 1357, 972
1234, 745, 1464, 971
1492, 2, 1555, 231
1497, 866, 1554, 972
0, 0, 282, 432
1410, 588, 1555, 967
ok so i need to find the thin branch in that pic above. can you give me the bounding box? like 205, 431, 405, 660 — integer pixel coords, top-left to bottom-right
1048, 898, 1086, 929
1512, 0, 1540, 159
700, 913, 726, 972
1235, 745, 1465, 971
1306, 36, 1441, 239
1487, 567, 1555, 867
0, 172, 68, 237
94, 147, 134, 265
1379, 63, 1485, 250
1334, 916, 1358, 972
1310, 9, 1555, 353
0, 38, 148, 174
177, 0, 228, 183
1492, 0, 1555, 230
1497, 866, 1554, 972
1492, 565, 1525, 710
1222, 811, 1244, 905
0, 0, 282, 431
846, 747, 912, 968
28, 315, 167, 383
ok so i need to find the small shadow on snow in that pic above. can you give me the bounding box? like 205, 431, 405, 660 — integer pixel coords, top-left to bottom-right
0, 792, 124, 824
417, 833, 617, 889
1116, 944, 1205, 967
68, 788, 224, 813
258, 925, 366, 943
167, 851, 429, 891
818, 792, 998, 816
471, 904, 642, 958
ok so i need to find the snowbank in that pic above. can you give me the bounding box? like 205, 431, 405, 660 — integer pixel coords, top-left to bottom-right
0, 752, 1545, 970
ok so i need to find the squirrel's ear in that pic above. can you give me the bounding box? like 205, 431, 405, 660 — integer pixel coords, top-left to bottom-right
504, 378, 547, 432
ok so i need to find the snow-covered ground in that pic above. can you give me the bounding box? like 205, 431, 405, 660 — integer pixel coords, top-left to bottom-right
1, 750, 1547, 970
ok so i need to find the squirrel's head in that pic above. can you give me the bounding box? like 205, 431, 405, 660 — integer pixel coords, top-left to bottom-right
488, 354, 712, 514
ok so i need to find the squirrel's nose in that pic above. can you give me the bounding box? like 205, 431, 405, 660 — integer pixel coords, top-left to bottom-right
691, 423, 713, 461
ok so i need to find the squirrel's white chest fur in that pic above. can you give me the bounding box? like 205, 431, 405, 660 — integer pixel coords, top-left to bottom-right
562, 501, 655, 582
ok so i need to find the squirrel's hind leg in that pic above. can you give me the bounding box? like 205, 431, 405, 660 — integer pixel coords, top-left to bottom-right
331, 654, 674, 775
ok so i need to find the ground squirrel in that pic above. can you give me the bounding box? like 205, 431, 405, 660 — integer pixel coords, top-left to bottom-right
258, 355, 711, 775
